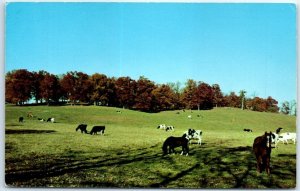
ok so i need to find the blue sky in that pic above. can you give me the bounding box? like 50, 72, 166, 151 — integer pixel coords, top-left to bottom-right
5, 3, 296, 104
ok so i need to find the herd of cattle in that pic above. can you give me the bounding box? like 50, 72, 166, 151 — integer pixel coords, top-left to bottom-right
18, 113, 106, 135
19, 116, 55, 123
17, 111, 295, 175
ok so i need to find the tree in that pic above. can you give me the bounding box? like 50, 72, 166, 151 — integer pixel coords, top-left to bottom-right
281, 101, 290, 115
265, 96, 279, 113
290, 100, 297, 116
60, 71, 92, 104
195, 82, 214, 110
40, 73, 62, 105
115, 76, 136, 109
152, 84, 177, 111
31, 70, 48, 104
5, 69, 33, 105
167, 81, 182, 109
133, 76, 156, 112
90, 73, 108, 106
224, 92, 240, 108
248, 97, 267, 112
212, 84, 224, 107
239, 90, 247, 110
181, 79, 197, 109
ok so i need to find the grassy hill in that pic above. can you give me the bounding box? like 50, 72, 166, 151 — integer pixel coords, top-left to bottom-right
5, 105, 296, 188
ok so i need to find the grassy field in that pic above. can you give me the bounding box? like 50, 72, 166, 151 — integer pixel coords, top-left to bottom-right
5, 105, 296, 188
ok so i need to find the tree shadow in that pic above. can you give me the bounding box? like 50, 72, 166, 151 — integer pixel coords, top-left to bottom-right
6, 129, 56, 134
5, 143, 296, 188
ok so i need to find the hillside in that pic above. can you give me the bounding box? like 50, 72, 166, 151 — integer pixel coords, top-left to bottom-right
5, 105, 296, 188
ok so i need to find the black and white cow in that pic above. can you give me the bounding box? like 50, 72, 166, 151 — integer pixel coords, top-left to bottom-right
47, 118, 55, 123
183, 128, 203, 145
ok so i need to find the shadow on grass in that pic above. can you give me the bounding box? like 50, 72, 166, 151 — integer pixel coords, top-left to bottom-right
6, 129, 56, 134
5, 143, 296, 188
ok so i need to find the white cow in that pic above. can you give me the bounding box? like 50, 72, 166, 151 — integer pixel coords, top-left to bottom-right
278, 132, 296, 145
272, 132, 296, 147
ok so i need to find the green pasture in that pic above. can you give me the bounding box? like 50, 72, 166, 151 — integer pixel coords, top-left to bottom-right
5, 105, 296, 188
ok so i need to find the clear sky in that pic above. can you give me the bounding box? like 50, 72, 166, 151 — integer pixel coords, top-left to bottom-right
5, 3, 296, 104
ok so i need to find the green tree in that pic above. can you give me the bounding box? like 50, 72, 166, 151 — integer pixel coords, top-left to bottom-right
281, 101, 290, 115
239, 90, 247, 110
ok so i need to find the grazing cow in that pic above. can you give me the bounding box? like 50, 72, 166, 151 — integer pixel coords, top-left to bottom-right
188, 115, 192, 119
162, 134, 189, 156
76, 124, 88, 134
165, 126, 175, 131
90, 126, 105, 135
47, 118, 55, 123
116, 110, 122, 113
19, 117, 24, 123
244, 129, 253, 132
253, 131, 274, 175
157, 124, 166, 130
183, 129, 202, 145
276, 127, 283, 134
38, 118, 45, 122
277, 132, 296, 145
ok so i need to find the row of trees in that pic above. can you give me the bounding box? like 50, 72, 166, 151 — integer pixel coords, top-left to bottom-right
5, 69, 291, 114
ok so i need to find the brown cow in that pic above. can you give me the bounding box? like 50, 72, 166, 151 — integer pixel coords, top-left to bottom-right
253, 131, 274, 175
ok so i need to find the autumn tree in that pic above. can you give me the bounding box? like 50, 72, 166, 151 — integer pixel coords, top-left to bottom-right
133, 76, 156, 112
248, 97, 267, 112
152, 84, 177, 111
195, 82, 214, 110
224, 92, 240, 108
5, 69, 33, 105
60, 71, 92, 104
181, 79, 197, 109
90, 73, 107, 106
212, 84, 224, 107
31, 70, 48, 104
40, 73, 62, 105
115, 76, 136, 109
265, 96, 279, 113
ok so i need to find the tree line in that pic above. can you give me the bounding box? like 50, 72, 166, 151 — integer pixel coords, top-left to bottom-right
5, 69, 294, 114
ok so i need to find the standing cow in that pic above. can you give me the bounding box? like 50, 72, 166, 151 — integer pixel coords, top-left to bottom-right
76, 124, 88, 134
19, 117, 24, 123
90, 126, 105, 135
